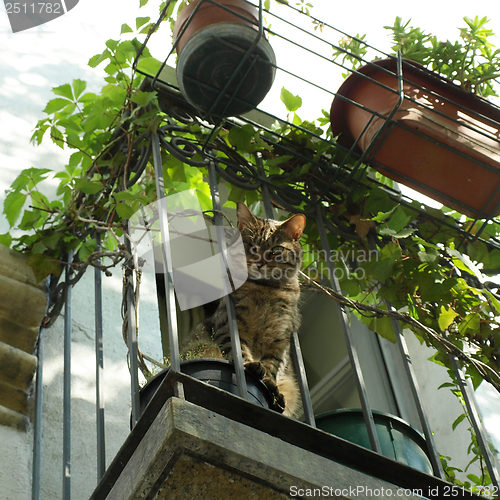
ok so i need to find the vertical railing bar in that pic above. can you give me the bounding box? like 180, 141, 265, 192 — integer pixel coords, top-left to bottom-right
290, 331, 316, 425
31, 326, 43, 500
62, 250, 73, 500
257, 153, 315, 425
392, 317, 445, 478
94, 233, 106, 480
151, 132, 184, 398
257, 153, 275, 219
124, 235, 141, 427
315, 208, 382, 453
332, 114, 376, 184
207, 160, 248, 398
450, 355, 500, 489
32, 278, 51, 500
347, 51, 405, 185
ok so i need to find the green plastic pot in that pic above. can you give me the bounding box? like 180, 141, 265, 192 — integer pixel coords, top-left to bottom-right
315, 409, 433, 474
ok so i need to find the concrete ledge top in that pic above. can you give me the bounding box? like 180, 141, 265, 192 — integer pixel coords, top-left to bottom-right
103, 398, 428, 500
92, 370, 482, 500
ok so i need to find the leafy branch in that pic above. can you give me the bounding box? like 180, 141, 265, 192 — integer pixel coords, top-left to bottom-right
385, 15, 500, 97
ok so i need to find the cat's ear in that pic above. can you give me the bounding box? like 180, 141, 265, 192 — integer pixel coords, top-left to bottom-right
237, 202, 256, 230
281, 214, 306, 240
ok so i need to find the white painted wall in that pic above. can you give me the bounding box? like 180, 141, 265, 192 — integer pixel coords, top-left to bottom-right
38, 266, 161, 500
0, 426, 33, 500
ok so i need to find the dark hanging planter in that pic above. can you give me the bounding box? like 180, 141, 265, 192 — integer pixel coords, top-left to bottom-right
330, 58, 500, 219
135, 358, 277, 424
315, 409, 434, 474
173, 0, 276, 118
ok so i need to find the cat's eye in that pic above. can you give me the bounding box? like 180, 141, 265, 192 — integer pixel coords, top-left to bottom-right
270, 245, 285, 256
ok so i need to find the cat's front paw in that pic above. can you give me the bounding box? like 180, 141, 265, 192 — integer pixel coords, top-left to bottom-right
263, 377, 286, 413
244, 362, 285, 413
244, 361, 266, 380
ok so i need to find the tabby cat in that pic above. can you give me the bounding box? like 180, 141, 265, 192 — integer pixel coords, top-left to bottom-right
181, 202, 306, 417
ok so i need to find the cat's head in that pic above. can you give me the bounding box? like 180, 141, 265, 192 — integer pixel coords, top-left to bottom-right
236, 202, 306, 284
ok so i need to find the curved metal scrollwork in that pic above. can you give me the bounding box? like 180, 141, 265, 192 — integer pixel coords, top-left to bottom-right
156, 115, 313, 217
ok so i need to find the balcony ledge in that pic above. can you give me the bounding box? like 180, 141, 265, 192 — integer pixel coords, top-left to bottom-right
92, 371, 481, 500
99, 397, 426, 500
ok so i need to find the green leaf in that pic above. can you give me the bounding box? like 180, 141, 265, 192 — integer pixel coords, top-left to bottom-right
10, 167, 51, 191
44, 232, 63, 250
452, 413, 466, 430
458, 312, 481, 335
437, 382, 455, 389
379, 226, 415, 238
418, 247, 439, 264
31, 121, 50, 145
228, 124, 258, 152
30, 191, 50, 209
88, 50, 110, 68
115, 40, 138, 64
369, 315, 397, 343
447, 248, 481, 277
105, 39, 119, 51
71, 79, 87, 99
438, 306, 459, 331
113, 191, 137, 202
228, 186, 246, 203
43, 98, 72, 114
280, 87, 302, 112
3, 191, 27, 226
50, 126, 65, 148
380, 240, 402, 261
0, 233, 12, 247
27, 254, 62, 282
362, 256, 395, 283
82, 110, 114, 132
485, 290, 500, 315
78, 238, 97, 262
139, 22, 154, 34
121, 23, 133, 34
115, 203, 135, 219
466, 473, 482, 484
386, 206, 413, 232
136, 56, 162, 76
136, 16, 150, 29
52, 83, 73, 100
130, 90, 156, 107
18, 210, 42, 230
371, 204, 399, 223
75, 180, 104, 195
